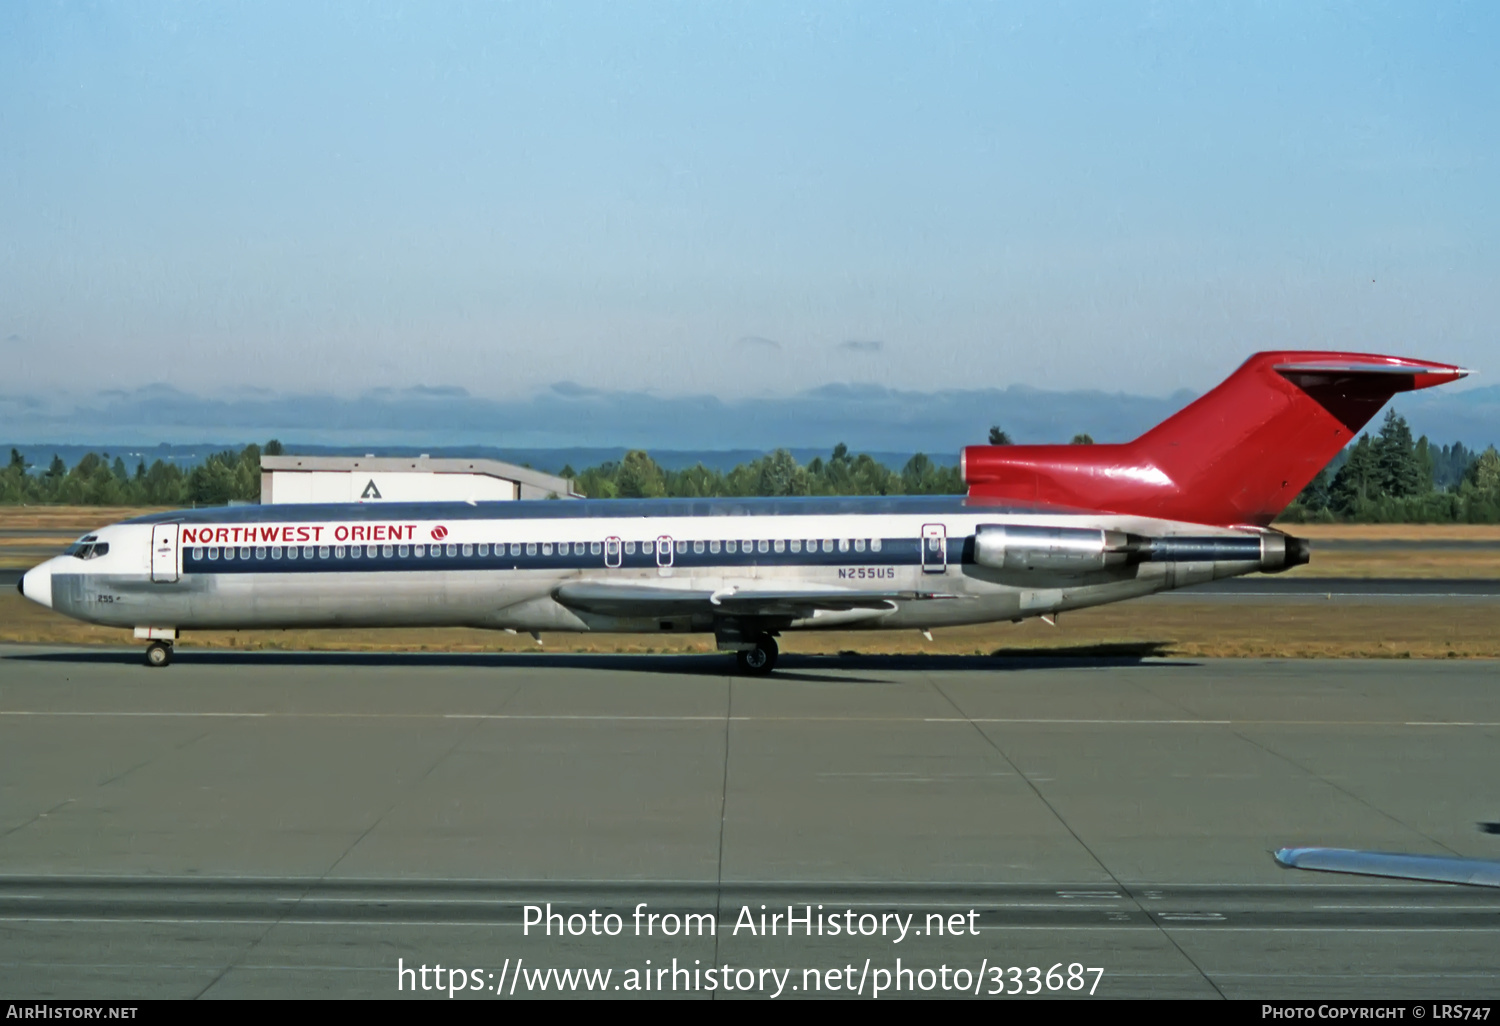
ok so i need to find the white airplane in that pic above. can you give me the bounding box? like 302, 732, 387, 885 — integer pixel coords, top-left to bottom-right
17, 351, 1467, 672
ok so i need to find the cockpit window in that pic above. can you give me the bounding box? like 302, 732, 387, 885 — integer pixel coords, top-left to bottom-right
68, 541, 109, 560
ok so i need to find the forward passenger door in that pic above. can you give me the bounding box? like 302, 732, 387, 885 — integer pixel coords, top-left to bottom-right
151, 524, 181, 583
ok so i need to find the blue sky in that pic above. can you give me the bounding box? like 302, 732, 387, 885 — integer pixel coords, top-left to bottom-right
2, 1, 1496, 412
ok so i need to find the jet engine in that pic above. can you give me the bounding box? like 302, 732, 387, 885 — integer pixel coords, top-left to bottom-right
973, 524, 1309, 574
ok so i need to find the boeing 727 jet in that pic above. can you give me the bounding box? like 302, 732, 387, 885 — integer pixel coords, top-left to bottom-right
17, 351, 1468, 672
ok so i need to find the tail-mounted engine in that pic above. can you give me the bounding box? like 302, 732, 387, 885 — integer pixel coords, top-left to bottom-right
972, 525, 1310, 575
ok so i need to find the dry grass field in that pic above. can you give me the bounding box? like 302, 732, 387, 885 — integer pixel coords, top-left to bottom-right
3, 591, 1495, 660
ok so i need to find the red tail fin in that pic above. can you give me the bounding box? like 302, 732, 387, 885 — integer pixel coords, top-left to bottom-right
962, 351, 1468, 527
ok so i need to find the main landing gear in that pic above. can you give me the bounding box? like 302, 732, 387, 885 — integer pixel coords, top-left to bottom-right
144, 641, 173, 668
735, 634, 778, 676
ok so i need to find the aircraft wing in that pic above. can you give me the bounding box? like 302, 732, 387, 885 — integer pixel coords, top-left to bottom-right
1274, 847, 1500, 888
553, 582, 902, 618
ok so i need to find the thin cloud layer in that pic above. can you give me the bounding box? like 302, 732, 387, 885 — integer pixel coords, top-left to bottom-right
2, 382, 1494, 452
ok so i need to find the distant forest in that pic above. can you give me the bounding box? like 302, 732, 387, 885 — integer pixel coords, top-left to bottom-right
3, 411, 1498, 522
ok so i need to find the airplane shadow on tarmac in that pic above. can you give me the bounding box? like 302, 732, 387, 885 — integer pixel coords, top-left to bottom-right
4, 641, 1194, 681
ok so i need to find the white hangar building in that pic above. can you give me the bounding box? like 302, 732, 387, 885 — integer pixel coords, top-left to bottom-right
260, 455, 581, 504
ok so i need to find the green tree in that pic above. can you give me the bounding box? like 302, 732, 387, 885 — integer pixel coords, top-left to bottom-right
987, 427, 1012, 445
1413, 436, 1435, 493
1374, 410, 1422, 498
1468, 447, 1500, 494
614, 450, 667, 498
754, 449, 808, 497
1070, 433, 1095, 445
1329, 434, 1379, 515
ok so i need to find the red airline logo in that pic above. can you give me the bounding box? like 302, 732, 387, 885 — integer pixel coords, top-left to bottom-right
181, 523, 418, 545
431, 526, 449, 541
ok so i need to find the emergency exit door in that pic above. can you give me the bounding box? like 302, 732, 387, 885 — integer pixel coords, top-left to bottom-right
151, 524, 181, 582
921, 523, 947, 574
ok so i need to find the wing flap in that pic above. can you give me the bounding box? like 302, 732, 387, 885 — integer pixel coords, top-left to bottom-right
554, 582, 901, 618
553, 583, 715, 617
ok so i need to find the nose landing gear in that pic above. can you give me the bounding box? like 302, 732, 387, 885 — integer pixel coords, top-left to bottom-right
144, 641, 173, 668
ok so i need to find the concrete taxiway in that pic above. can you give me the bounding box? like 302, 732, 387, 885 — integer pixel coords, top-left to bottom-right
1, 645, 1499, 1000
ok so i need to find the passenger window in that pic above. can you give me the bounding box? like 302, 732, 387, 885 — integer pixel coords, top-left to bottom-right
508, 543, 519, 556
676, 540, 686, 554
790, 539, 801, 553
240, 547, 252, 560
726, 540, 737, 554
306, 547, 318, 560
443, 544, 454, 557
590, 541, 602, 555
823, 539, 834, 552
255, 546, 267, 559
709, 539, 720, 554
335, 546, 346, 558
381, 545, 392, 558
854, 538, 865, 552
286, 547, 297, 560
839, 539, 850, 553
693, 540, 704, 554
773, 539, 785, 553
399, 545, 409, 557
540, 543, 551, 556
871, 538, 882, 552
414, 545, 424, 557
194, 547, 205, 560
757, 540, 769, 554
269, 547, 280, 559
322, 546, 332, 558
525, 543, 536, 556
463, 544, 474, 557
223, 549, 234, 561
478, 544, 489, 557
624, 541, 636, 555
208, 547, 219, 560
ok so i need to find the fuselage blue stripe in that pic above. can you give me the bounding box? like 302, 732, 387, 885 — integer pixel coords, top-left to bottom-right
182, 536, 954, 575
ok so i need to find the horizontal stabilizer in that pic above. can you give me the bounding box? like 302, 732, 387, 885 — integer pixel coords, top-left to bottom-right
1274, 847, 1500, 888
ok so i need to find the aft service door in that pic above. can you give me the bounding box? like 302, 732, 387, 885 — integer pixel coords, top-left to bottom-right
151, 524, 180, 583
921, 523, 947, 575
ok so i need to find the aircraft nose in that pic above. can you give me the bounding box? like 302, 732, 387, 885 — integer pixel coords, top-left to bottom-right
19, 561, 53, 609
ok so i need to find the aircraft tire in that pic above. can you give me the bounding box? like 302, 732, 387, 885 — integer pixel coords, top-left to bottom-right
736, 635, 778, 676
144, 642, 172, 668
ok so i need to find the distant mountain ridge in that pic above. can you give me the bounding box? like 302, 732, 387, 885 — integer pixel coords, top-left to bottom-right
2, 379, 1495, 469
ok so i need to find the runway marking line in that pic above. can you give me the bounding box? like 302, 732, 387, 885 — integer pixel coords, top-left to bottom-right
3, 711, 1496, 727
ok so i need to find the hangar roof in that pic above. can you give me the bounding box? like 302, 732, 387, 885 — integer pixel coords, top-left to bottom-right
260, 455, 580, 498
